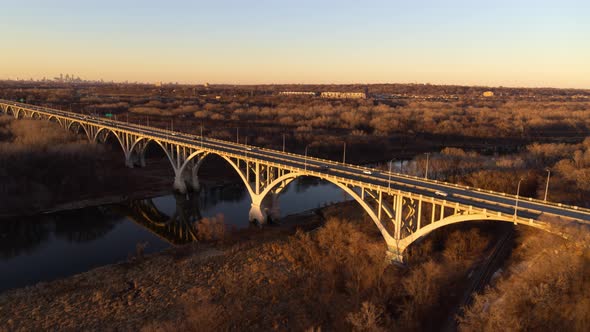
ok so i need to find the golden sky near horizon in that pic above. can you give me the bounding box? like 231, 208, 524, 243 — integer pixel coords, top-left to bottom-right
1, 0, 589, 88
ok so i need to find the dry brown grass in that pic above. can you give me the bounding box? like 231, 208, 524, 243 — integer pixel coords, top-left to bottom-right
144, 218, 493, 331
459, 229, 590, 331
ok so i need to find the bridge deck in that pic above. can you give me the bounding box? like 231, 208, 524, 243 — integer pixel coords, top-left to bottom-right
2, 99, 590, 227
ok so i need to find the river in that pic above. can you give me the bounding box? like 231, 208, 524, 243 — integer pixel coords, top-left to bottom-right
0, 177, 349, 293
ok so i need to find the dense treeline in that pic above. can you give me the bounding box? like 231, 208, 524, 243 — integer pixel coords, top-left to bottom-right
0, 117, 134, 213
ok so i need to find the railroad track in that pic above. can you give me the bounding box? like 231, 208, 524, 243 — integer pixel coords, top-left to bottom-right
443, 226, 514, 331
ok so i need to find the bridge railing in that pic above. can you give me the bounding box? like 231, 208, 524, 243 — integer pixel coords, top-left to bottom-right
3, 99, 589, 217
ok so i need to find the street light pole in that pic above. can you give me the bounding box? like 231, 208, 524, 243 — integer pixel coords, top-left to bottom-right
388, 159, 393, 189
282, 133, 286, 153
514, 178, 524, 221
544, 169, 551, 201
305, 145, 309, 171
200, 123, 203, 148
343, 142, 346, 164
171, 119, 174, 132
236, 128, 239, 144
424, 152, 430, 179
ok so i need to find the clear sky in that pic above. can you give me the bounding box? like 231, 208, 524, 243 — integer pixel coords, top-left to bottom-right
1, 0, 589, 88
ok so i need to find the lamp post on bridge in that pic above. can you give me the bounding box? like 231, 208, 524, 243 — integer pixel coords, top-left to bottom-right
244, 136, 249, 157
514, 177, 524, 222
305, 144, 309, 171
424, 152, 430, 179
544, 168, 551, 202
200, 123, 204, 148
282, 133, 286, 153
236, 127, 239, 144
388, 159, 394, 190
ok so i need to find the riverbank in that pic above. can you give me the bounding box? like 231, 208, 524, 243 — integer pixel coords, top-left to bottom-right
0, 201, 333, 331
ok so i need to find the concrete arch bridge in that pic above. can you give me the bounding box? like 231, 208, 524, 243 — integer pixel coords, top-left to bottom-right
2, 100, 590, 262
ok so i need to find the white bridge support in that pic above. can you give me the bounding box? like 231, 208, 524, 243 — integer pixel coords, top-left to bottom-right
1, 100, 568, 263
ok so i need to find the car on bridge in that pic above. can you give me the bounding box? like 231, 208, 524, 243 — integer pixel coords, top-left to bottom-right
435, 190, 449, 197
363, 170, 372, 175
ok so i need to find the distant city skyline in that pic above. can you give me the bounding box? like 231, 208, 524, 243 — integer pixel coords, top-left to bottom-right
1, 0, 589, 88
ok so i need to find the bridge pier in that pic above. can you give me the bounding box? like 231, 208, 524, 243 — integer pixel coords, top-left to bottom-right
386, 246, 405, 264
190, 165, 200, 192
249, 203, 268, 225
173, 174, 189, 193
138, 151, 147, 168
173, 165, 201, 193
125, 154, 135, 168
248, 194, 279, 225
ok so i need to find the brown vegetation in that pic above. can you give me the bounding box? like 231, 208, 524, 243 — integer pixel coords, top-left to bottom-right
0, 116, 160, 214
393, 139, 590, 206
142, 218, 493, 331
3, 82, 589, 163
459, 229, 590, 331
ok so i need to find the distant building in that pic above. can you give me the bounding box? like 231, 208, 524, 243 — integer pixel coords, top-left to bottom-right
483, 91, 494, 97
320, 91, 366, 99
154, 81, 162, 87
278, 91, 317, 96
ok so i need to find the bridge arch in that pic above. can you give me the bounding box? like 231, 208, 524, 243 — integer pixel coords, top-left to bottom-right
396, 212, 546, 254
66, 120, 91, 141
235, 169, 395, 243
47, 115, 63, 127
130, 137, 184, 171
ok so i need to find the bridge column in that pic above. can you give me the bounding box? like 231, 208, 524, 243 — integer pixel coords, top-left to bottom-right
249, 203, 268, 226
248, 192, 280, 225
125, 153, 136, 168
386, 246, 405, 264
190, 163, 200, 192
172, 152, 206, 194
173, 172, 188, 193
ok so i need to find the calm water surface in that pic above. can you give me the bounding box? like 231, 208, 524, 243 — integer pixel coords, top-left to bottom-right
0, 177, 348, 293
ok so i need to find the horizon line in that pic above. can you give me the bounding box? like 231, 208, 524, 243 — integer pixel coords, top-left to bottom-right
1, 77, 589, 91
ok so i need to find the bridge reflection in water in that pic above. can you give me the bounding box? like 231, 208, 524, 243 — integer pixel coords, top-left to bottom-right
122, 193, 200, 245
117, 184, 252, 245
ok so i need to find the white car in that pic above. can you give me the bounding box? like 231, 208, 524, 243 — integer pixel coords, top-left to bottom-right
435, 190, 448, 197
363, 170, 372, 175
